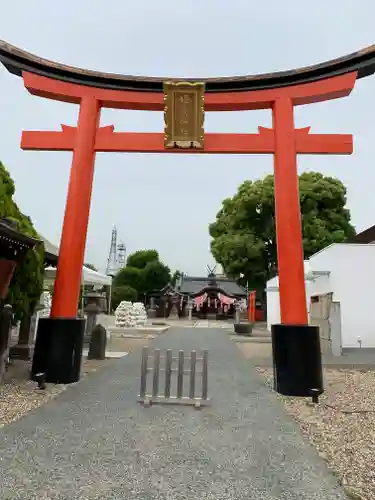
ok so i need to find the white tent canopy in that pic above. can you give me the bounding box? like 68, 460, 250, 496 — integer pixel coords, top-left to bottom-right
45, 265, 112, 287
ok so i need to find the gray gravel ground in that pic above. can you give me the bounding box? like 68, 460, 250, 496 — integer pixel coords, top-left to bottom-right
0, 327, 348, 499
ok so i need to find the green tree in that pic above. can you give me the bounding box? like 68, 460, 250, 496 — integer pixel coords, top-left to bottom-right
0, 162, 44, 321
113, 266, 144, 292
111, 249, 172, 310
143, 260, 171, 294
111, 285, 138, 310
111, 250, 172, 309
126, 249, 159, 270
209, 172, 356, 297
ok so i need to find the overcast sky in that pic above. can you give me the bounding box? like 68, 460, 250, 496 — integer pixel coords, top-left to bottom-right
1, 1, 374, 275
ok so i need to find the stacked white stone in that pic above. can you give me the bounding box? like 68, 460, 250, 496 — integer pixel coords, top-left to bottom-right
39, 291, 52, 318
132, 302, 147, 327
115, 301, 135, 328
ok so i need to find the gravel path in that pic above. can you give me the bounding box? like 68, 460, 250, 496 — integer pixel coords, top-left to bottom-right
0, 358, 114, 429
0, 328, 348, 499
257, 367, 375, 500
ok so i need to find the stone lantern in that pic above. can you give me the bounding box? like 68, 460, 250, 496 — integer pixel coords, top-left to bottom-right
169, 294, 180, 320
83, 291, 104, 345
147, 296, 157, 319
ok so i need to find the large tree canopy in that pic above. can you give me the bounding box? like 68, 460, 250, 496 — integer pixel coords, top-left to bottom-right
112, 249, 171, 306
143, 260, 171, 293
0, 162, 45, 321
209, 172, 356, 296
113, 266, 144, 295
126, 249, 159, 270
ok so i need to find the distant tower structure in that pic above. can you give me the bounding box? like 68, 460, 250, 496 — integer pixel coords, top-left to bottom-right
106, 227, 127, 276
106, 226, 118, 276
117, 242, 126, 269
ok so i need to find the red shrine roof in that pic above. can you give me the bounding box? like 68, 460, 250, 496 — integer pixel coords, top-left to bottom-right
0, 40, 375, 93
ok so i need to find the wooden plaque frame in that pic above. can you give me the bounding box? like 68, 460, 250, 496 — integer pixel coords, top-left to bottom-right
163, 81, 205, 149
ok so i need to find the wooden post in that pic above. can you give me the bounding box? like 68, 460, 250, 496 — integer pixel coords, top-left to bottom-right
248, 291, 256, 323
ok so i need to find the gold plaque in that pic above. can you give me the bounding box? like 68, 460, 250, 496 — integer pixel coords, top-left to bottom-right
163, 81, 205, 149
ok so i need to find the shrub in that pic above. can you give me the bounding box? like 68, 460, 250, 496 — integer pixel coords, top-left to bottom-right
111, 285, 138, 310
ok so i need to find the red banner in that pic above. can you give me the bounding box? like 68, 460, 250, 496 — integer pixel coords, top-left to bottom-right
218, 293, 235, 306
194, 293, 207, 308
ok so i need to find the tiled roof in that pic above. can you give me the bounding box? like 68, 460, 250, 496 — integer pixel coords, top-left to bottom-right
39, 235, 59, 265
0, 218, 38, 248
40, 235, 59, 256
179, 276, 245, 297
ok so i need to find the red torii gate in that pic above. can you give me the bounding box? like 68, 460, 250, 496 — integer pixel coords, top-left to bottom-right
20, 71, 355, 326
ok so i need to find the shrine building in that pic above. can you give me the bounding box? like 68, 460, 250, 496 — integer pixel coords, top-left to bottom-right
177, 272, 246, 319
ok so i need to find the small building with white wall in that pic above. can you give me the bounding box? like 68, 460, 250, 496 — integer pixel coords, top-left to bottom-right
266, 260, 313, 332
266, 243, 375, 352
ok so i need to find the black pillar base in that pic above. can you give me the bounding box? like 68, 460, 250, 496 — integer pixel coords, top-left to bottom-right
271, 323, 323, 397
31, 317, 85, 384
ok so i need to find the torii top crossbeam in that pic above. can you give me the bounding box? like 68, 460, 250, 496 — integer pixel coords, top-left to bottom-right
0, 40, 371, 326
1, 39, 375, 91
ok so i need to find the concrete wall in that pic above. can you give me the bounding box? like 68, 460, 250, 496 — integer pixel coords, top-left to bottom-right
266, 282, 280, 332
309, 293, 342, 356
310, 292, 332, 355
266, 243, 375, 348
266, 261, 312, 332
309, 244, 375, 348
330, 301, 343, 356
